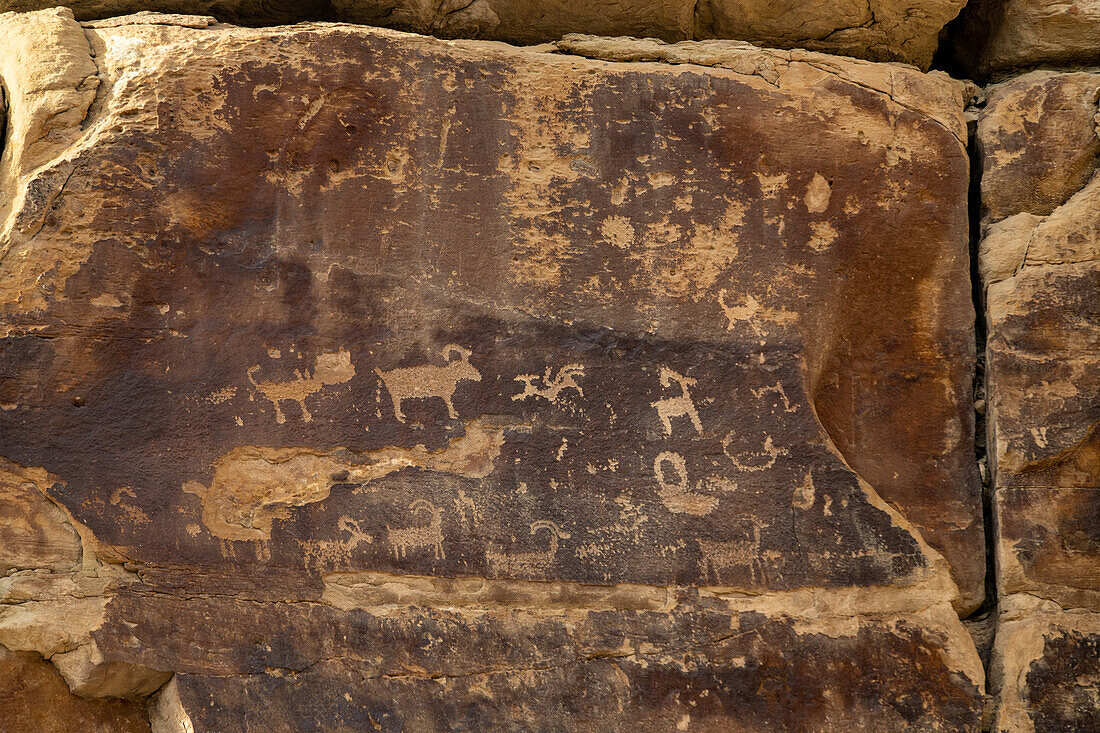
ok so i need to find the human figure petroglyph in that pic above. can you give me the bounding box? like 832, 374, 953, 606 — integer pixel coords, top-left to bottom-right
512, 363, 585, 404
723, 432, 788, 472
654, 451, 719, 516
387, 499, 445, 560
247, 349, 355, 424
792, 471, 816, 510
485, 520, 571, 576
375, 344, 481, 423
651, 367, 703, 435
338, 517, 373, 550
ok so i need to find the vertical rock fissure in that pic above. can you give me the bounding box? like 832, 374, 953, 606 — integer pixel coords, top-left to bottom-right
0, 81, 7, 168
970, 103, 995, 624
964, 91, 999, 730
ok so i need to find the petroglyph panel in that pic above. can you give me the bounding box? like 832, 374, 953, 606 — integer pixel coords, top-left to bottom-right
0, 10, 983, 726
0, 13, 981, 605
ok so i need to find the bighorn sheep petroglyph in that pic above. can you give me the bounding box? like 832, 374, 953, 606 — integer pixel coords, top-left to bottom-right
247, 349, 355, 423
387, 499, 445, 560
485, 520, 570, 576
375, 344, 481, 423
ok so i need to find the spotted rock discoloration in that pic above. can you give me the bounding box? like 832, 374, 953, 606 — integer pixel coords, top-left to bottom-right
991, 596, 1100, 733
979, 72, 1100, 614
0, 9, 982, 727
978, 72, 1100, 223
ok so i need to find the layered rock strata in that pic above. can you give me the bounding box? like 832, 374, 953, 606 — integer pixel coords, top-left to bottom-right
0, 7, 987, 730
0, 0, 967, 68
978, 68, 1100, 732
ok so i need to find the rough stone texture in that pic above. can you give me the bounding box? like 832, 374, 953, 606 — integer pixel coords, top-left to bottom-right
0, 645, 151, 732
0, 0, 967, 68
954, 0, 1100, 78
979, 68, 1100, 731
0, 7, 985, 729
0, 459, 83, 575
976, 71, 1100, 223
991, 595, 1100, 733
979, 71, 1100, 607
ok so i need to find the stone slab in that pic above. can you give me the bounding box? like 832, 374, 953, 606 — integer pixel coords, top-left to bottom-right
979, 66, 1100, 733
0, 7, 983, 726
992, 596, 1100, 732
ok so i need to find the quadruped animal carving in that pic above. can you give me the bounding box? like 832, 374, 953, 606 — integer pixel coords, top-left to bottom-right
485, 520, 571, 576
718, 290, 797, 337
375, 344, 481, 423
699, 524, 764, 585
387, 499, 445, 560
513, 364, 585, 404
651, 367, 703, 435
247, 349, 355, 423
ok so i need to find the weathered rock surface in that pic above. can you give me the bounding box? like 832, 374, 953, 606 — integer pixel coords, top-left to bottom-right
0, 645, 151, 732
0, 7, 983, 728
0, 0, 967, 68
979, 68, 1100, 731
991, 595, 1100, 733
954, 0, 1100, 77
976, 71, 1100, 223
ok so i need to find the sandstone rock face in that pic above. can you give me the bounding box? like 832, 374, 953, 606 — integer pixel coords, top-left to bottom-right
0, 7, 986, 730
0, 645, 151, 732
955, 0, 1100, 77
0, 0, 967, 68
991, 596, 1100, 733
979, 69, 1100, 732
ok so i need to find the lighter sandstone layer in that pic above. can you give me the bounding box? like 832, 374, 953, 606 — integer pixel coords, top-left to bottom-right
1, 0, 966, 68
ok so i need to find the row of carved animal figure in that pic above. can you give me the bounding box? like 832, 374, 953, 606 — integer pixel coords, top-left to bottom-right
248, 344, 706, 430
360, 498, 569, 572
249, 346, 793, 523
247, 344, 483, 426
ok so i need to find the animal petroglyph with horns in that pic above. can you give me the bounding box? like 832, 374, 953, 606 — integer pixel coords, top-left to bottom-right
375, 344, 481, 423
